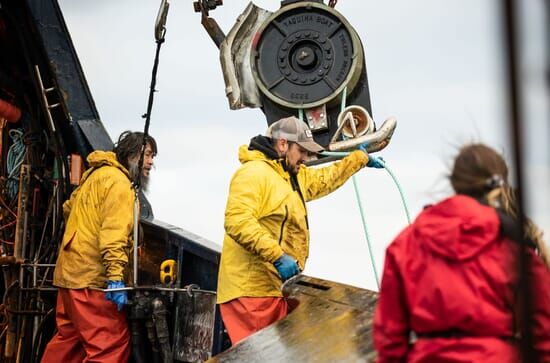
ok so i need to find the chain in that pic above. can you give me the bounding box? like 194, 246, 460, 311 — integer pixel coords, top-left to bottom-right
328, 0, 338, 8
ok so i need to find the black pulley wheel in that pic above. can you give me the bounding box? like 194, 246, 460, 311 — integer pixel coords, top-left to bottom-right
252, 2, 364, 109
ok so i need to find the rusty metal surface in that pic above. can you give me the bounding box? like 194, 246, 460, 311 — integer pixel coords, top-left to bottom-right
220, 2, 272, 110
208, 275, 379, 363
173, 291, 217, 362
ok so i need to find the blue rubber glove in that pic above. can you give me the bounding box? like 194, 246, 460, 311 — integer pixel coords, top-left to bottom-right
274, 254, 300, 282
367, 155, 385, 168
358, 143, 385, 169
105, 280, 127, 311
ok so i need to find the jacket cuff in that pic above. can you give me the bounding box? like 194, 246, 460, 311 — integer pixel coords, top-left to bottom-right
269, 247, 285, 264
106, 265, 124, 281
350, 150, 369, 167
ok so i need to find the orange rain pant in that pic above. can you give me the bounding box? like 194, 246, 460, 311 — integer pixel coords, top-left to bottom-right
41, 288, 130, 363
219, 297, 288, 345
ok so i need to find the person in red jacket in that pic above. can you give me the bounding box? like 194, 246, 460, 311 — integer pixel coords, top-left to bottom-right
373, 143, 550, 363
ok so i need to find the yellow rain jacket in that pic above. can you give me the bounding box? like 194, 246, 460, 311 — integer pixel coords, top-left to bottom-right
53, 151, 135, 289
217, 141, 369, 304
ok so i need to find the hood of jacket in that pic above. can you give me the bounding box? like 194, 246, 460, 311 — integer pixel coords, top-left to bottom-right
239, 135, 297, 183
238, 135, 279, 163
87, 150, 128, 171
82, 151, 130, 182
413, 195, 500, 261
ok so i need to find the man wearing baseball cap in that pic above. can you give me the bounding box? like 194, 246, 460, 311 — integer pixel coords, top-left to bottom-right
216, 116, 383, 344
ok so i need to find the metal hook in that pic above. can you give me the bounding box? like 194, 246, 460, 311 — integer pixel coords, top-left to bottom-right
185, 284, 200, 297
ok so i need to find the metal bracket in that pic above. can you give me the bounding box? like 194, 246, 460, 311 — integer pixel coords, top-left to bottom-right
193, 0, 226, 48
305, 105, 328, 132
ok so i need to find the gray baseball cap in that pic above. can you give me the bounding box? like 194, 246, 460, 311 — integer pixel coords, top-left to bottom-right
265, 116, 324, 153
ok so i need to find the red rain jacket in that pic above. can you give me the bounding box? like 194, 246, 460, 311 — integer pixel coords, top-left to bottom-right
374, 195, 550, 363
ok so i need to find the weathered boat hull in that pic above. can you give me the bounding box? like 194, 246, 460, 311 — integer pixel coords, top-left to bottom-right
208, 275, 379, 363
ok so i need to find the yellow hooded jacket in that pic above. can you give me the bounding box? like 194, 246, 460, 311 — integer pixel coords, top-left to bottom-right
217, 143, 369, 304
53, 151, 135, 289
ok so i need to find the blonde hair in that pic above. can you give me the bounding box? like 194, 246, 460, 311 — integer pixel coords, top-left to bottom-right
487, 186, 550, 270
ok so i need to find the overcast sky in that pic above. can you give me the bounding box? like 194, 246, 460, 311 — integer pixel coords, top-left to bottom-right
58, 0, 549, 291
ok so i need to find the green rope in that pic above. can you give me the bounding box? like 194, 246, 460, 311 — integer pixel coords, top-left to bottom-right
321, 151, 349, 157
338, 87, 381, 289
341, 87, 347, 112
350, 174, 380, 289
322, 150, 412, 225
382, 163, 412, 224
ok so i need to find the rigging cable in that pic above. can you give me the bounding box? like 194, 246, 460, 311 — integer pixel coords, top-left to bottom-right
134, 1, 170, 287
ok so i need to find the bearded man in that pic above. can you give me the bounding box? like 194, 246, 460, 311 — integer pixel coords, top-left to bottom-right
216, 116, 383, 344
41, 131, 157, 363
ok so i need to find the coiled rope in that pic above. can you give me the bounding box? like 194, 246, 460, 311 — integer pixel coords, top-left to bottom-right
6, 129, 26, 200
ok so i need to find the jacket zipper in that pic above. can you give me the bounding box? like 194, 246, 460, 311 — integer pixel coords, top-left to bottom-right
278, 205, 289, 245
290, 174, 309, 230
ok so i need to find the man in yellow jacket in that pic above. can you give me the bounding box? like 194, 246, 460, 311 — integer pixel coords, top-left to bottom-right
41, 131, 156, 363
217, 116, 384, 344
